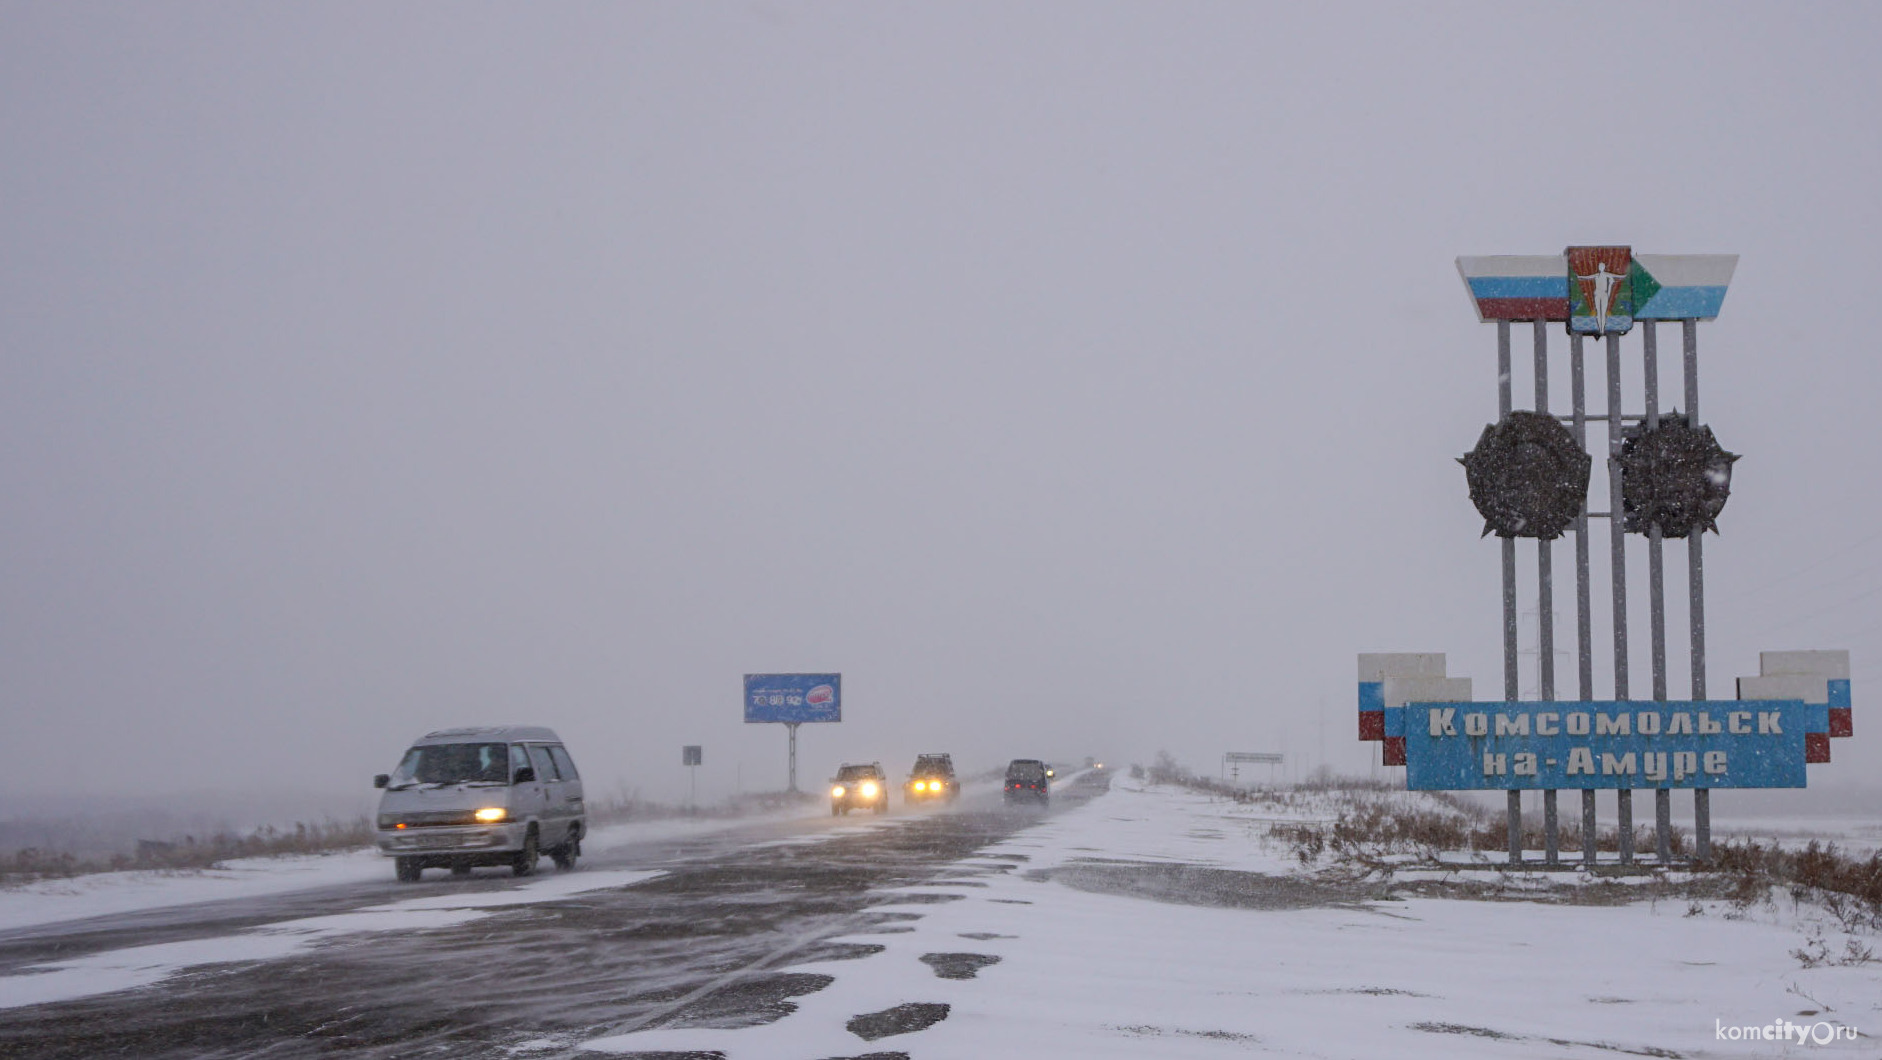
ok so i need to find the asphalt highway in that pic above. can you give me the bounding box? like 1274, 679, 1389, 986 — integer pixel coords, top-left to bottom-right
0, 772, 1110, 1059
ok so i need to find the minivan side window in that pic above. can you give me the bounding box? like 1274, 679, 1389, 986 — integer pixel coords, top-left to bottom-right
527, 744, 560, 781
548, 745, 579, 781
510, 744, 532, 780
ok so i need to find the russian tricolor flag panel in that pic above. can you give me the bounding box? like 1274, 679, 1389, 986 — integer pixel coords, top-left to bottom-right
1457, 255, 1568, 322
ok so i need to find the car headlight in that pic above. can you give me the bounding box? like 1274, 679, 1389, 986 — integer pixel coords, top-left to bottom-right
474, 807, 509, 823
831, 785, 846, 798
860, 781, 879, 798
912, 780, 926, 791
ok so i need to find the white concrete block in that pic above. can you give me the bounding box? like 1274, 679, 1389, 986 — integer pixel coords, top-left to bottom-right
1739, 674, 1829, 705
1760, 650, 1849, 680
1358, 653, 1447, 682
1384, 676, 1472, 708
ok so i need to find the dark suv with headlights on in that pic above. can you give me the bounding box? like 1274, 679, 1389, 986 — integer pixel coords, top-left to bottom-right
1003, 758, 1050, 806
830, 762, 889, 815
904, 753, 959, 805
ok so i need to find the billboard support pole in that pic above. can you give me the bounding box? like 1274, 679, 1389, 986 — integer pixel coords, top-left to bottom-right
787, 722, 800, 793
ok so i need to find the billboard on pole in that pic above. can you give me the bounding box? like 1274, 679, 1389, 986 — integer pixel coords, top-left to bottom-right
743, 673, 841, 723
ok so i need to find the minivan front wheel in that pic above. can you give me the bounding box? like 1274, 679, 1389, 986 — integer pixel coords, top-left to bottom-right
394, 857, 422, 883
551, 832, 580, 871
512, 828, 539, 877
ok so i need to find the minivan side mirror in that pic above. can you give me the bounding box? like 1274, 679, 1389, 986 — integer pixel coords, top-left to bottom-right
513, 766, 537, 784
373, 774, 389, 789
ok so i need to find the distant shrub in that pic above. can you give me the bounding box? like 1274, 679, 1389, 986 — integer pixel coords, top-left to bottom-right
1, 817, 374, 884
1708, 839, 1882, 928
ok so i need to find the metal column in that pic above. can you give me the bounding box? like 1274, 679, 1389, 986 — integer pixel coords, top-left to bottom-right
1572, 334, 1597, 865
1644, 325, 1673, 861
1607, 332, 1633, 863
1536, 320, 1559, 864
1498, 323, 1521, 865
1685, 319, 1712, 859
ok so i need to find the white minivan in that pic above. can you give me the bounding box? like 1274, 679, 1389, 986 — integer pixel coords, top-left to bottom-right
373, 726, 585, 882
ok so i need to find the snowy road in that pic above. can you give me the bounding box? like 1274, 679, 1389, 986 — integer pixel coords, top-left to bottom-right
0, 778, 1102, 1058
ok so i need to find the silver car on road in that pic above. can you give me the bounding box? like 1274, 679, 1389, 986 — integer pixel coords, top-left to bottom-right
373, 726, 586, 882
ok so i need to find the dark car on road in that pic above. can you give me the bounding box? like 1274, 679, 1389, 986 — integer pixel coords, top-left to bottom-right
830, 762, 889, 815
1003, 758, 1050, 806
904, 752, 959, 805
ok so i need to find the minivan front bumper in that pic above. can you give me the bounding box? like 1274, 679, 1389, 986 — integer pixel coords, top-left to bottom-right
375, 822, 527, 856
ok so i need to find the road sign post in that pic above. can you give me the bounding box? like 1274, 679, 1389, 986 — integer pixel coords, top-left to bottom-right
683, 745, 702, 809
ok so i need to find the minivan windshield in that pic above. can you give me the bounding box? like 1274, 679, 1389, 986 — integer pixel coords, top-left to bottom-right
387, 742, 511, 788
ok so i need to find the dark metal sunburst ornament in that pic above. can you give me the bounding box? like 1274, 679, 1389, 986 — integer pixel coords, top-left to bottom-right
1618, 414, 1738, 538
1460, 410, 1591, 540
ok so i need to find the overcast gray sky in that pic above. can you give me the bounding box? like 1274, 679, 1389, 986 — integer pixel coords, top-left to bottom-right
4, 3, 1879, 817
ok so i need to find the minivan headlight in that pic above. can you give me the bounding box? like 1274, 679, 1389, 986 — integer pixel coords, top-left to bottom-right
474, 807, 509, 823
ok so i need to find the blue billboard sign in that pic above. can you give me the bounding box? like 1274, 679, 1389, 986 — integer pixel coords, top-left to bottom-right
1402, 699, 1808, 790
743, 673, 841, 723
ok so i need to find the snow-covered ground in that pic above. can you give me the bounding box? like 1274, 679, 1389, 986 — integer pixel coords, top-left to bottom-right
0, 848, 391, 936
585, 776, 1879, 1058
5, 778, 1876, 1055
0, 868, 665, 1011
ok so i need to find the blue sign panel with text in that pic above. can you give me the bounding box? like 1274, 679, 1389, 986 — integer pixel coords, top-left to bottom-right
743, 673, 842, 723
1403, 699, 1808, 790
